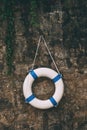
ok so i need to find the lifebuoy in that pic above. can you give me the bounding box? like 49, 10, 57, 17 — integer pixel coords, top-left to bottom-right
23, 67, 64, 109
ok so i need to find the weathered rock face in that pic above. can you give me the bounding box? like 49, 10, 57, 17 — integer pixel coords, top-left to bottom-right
0, 1, 87, 130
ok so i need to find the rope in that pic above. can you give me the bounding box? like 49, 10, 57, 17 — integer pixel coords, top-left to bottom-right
32, 35, 60, 73
41, 36, 60, 73
31, 36, 42, 69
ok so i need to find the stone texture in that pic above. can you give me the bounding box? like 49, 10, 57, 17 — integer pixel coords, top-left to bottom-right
0, 1, 87, 130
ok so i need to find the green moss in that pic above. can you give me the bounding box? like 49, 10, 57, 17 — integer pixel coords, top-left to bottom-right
4, 0, 15, 75
30, 0, 39, 28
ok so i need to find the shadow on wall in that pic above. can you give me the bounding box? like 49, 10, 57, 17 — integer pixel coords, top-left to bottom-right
49, 124, 62, 130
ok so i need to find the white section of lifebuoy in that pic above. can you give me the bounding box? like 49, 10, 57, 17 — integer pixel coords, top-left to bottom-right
23, 67, 64, 109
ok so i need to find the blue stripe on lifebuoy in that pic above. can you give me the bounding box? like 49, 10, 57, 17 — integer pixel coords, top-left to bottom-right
25, 94, 35, 103
29, 70, 38, 79
49, 97, 58, 107
52, 74, 62, 83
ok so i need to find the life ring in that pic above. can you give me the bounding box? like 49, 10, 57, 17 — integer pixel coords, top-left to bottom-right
23, 67, 64, 109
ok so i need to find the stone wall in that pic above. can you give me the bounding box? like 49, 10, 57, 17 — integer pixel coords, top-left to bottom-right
0, 1, 87, 130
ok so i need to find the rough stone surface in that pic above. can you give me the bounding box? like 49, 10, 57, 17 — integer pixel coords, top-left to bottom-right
0, 1, 87, 130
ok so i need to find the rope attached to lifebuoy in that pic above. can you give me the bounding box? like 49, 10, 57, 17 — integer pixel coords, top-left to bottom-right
23, 36, 64, 109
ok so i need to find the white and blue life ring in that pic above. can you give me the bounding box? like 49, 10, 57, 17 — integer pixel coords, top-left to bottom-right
23, 67, 64, 109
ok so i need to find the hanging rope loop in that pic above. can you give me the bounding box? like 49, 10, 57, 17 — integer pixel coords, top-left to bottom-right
31, 36, 42, 70
32, 35, 60, 74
